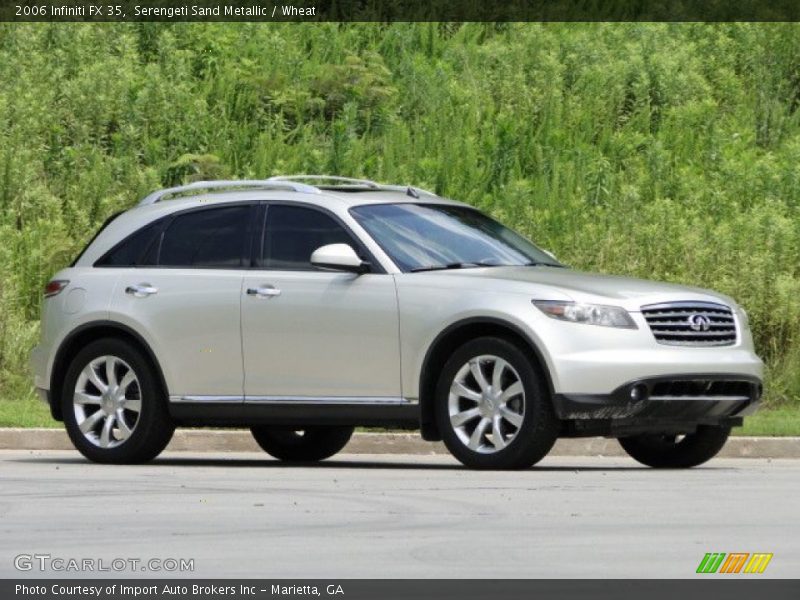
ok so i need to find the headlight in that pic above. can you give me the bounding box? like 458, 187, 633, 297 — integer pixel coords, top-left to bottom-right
532, 300, 637, 329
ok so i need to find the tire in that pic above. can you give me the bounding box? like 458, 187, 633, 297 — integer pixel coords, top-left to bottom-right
250, 426, 354, 462
61, 338, 174, 464
618, 425, 731, 468
434, 336, 558, 470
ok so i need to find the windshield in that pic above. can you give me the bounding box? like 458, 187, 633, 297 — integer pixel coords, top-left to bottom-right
350, 203, 562, 272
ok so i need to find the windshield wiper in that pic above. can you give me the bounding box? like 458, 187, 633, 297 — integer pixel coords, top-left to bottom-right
410, 262, 482, 273
522, 261, 566, 268
411, 261, 561, 272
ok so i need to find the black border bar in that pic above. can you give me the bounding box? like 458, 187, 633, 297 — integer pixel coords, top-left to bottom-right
5, 0, 800, 22
4, 579, 800, 600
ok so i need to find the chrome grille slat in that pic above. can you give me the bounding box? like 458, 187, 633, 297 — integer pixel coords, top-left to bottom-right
644, 311, 732, 318
649, 323, 735, 329
641, 301, 737, 347
650, 330, 735, 334
648, 322, 734, 327
653, 340, 736, 347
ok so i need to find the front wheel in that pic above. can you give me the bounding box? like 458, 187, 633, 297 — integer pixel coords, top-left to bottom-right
250, 426, 354, 462
434, 336, 558, 470
618, 425, 731, 468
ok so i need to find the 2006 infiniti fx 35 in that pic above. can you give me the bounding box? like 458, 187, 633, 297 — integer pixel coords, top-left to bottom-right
30, 176, 763, 469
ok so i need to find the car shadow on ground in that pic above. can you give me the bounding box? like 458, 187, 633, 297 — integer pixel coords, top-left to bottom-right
7, 454, 702, 471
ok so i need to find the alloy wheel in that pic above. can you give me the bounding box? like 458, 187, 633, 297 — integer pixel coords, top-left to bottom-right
73, 355, 142, 448
448, 354, 526, 454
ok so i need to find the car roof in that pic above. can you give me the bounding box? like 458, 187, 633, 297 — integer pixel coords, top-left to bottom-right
74, 183, 471, 267
135, 177, 471, 211
133, 187, 467, 212
119, 186, 471, 224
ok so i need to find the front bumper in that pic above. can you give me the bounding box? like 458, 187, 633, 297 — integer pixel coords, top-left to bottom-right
553, 373, 762, 437
531, 304, 762, 395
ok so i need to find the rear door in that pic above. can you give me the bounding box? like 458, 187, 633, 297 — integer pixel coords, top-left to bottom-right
107, 203, 256, 400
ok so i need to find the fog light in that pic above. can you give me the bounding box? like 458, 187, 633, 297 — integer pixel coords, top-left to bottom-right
630, 384, 648, 401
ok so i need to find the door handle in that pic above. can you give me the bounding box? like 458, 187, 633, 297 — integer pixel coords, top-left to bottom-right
125, 283, 158, 298
246, 285, 281, 299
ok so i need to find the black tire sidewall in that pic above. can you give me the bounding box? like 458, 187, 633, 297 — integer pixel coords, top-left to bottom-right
61, 338, 173, 464
435, 336, 558, 470
618, 425, 731, 468
250, 426, 354, 462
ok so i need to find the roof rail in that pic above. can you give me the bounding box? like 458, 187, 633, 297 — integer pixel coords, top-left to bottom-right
138, 179, 321, 206
268, 175, 380, 189
376, 184, 438, 198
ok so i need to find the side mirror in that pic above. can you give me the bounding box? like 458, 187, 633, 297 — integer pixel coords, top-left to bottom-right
310, 244, 370, 274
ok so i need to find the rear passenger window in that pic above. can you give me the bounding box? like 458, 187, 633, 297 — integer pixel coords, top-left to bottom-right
95, 219, 164, 267
262, 205, 357, 270
159, 205, 251, 268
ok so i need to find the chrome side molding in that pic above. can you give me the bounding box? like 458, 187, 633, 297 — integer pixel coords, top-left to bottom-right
170, 395, 242, 404
169, 395, 416, 405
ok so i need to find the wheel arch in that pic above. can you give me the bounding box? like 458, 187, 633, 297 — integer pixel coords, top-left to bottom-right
49, 320, 169, 421
418, 317, 554, 441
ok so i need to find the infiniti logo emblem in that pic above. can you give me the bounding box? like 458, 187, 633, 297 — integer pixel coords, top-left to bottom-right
688, 314, 712, 332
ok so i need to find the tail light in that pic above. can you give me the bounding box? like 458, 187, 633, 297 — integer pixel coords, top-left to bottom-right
43, 280, 69, 298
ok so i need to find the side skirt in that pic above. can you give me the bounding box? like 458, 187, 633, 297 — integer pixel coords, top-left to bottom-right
168, 396, 421, 429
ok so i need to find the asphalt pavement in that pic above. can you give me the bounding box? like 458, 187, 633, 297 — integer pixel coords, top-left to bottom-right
0, 450, 797, 578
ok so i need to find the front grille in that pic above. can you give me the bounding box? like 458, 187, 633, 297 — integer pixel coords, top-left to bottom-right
641, 302, 737, 346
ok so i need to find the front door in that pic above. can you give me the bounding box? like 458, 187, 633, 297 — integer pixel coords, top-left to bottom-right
241, 204, 401, 400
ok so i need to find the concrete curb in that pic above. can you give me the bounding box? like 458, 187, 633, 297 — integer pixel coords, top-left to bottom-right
1, 428, 799, 458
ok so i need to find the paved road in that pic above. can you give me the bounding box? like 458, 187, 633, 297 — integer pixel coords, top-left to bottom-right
0, 450, 797, 578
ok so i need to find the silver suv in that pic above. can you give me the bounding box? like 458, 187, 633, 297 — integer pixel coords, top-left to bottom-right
30, 176, 763, 469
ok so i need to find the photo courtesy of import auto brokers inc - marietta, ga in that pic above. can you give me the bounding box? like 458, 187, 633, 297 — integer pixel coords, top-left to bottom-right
29, 175, 763, 470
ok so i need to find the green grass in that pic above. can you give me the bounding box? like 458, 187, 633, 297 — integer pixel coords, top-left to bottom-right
0, 22, 798, 422
0, 395, 56, 428
2, 394, 798, 436
735, 406, 800, 437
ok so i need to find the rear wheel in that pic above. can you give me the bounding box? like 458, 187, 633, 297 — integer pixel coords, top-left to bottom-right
250, 426, 354, 462
61, 338, 174, 464
618, 425, 731, 468
435, 336, 558, 470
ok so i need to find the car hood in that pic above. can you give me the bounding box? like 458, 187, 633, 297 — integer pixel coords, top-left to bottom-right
407, 266, 737, 311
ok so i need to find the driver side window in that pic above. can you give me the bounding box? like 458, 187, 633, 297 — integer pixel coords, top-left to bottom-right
260, 205, 359, 271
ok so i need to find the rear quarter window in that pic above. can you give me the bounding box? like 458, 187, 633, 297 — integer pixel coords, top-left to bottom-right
70, 211, 123, 267
94, 219, 165, 267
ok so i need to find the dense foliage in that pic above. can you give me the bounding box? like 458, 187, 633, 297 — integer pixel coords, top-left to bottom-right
1, 23, 798, 422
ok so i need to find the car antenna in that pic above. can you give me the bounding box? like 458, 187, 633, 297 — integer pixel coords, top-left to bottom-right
406, 186, 420, 198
